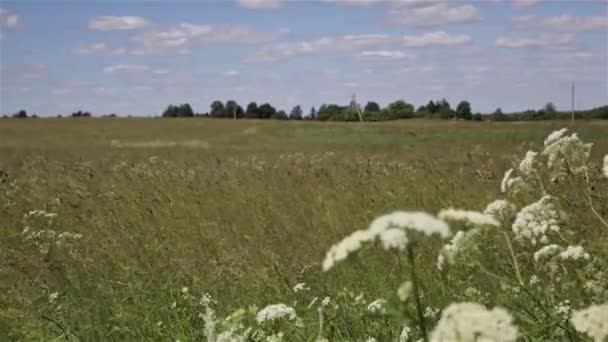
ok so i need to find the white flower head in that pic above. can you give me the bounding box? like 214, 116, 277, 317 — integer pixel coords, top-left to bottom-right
483, 199, 515, 221
397, 281, 413, 302
379, 228, 408, 251
256, 304, 297, 324
438, 208, 499, 227
49, 292, 59, 303
571, 303, 608, 342
533, 244, 562, 262
321, 297, 331, 307
544, 128, 568, 147
367, 298, 387, 314
512, 196, 560, 245
559, 245, 590, 261
501, 168, 514, 193
293, 283, 308, 293
399, 325, 412, 342
519, 150, 538, 176
430, 302, 518, 342
542, 132, 592, 175
603, 154, 608, 178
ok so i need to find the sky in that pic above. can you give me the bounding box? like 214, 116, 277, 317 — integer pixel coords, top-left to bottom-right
0, 0, 607, 116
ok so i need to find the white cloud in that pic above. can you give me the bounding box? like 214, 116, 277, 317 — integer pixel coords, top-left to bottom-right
73, 42, 127, 56
513, 14, 608, 32
402, 31, 471, 47
247, 34, 393, 62
236, 0, 282, 9
358, 50, 414, 60
103, 64, 149, 74
390, 2, 483, 26
0, 8, 19, 28
89, 16, 149, 31
496, 33, 575, 49
512, 0, 543, 8
52, 88, 72, 95
223, 69, 240, 77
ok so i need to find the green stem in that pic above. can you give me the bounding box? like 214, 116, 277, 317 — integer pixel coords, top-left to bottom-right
407, 246, 428, 342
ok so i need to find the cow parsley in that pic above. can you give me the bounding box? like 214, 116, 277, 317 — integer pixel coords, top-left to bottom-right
519, 151, 538, 176
438, 208, 499, 227
483, 199, 514, 221
256, 304, 297, 324
544, 128, 568, 147
603, 154, 608, 178
559, 245, 590, 261
542, 132, 592, 175
571, 302, 608, 342
501, 168, 514, 193
533, 244, 561, 262
512, 196, 560, 245
430, 302, 518, 342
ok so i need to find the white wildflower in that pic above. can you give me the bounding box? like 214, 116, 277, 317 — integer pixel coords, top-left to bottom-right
542, 133, 592, 175
49, 292, 59, 303
379, 228, 408, 251
203, 306, 216, 341
424, 307, 439, 319
181, 287, 189, 294
365, 338, 377, 342
603, 154, 608, 178
437, 254, 446, 271
438, 208, 499, 227
500, 168, 514, 193
430, 302, 518, 342
323, 211, 450, 271
367, 299, 387, 314
519, 151, 538, 176
571, 302, 608, 342
256, 304, 297, 324
529, 275, 540, 286
559, 245, 590, 261
464, 287, 481, 298
293, 282, 308, 293
399, 325, 412, 342
354, 293, 366, 305
321, 297, 331, 307
533, 244, 562, 262
397, 281, 413, 302
483, 199, 514, 221
266, 332, 284, 342
512, 196, 560, 245
544, 128, 568, 147
555, 300, 571, 320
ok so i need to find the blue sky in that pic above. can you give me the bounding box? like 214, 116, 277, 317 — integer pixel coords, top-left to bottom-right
0, 0, 606, 116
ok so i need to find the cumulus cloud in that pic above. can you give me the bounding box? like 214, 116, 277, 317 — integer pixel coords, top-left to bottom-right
402, 31, 471, 47
512, 14, 608, 32
236, 0, 282, 9
390, 2, 483, 26
0, 7, 19, 28
223, 69, 240, 77
496, 33, 575, 49
89, 16, 149, 31
247, 34, 393, 62
358, 50, 415, 60
490, 0, 543, 8
103, 64, 168, 76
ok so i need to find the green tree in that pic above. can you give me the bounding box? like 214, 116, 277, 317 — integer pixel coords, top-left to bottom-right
179, 103, 194, 117
245, 102, 258, 118
257, 103, 276, 119
364, 101, 381, 113
289, 105, 303, 120
210, 101, 225, 117
436, 99, 453, 119
225, 100, 244, 119
385, 100, 415, 119
271, 110, 288, 120
310, 106, 317, 120
13, 110, 28, 118
456, 101, 472, 120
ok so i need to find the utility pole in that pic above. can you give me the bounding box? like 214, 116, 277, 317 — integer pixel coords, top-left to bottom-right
350, 93, 364, 122
571, 81, 575, 123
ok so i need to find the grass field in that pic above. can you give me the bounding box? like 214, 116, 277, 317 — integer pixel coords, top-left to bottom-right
1, 118, 607, 341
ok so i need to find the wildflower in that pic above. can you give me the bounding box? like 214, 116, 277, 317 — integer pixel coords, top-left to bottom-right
437, 254, 446, 271
555, 300, 571, 320
512, 196, 560, 245
542, 132, 592, 175
519, 151, 538, 176
321, 297, 331, 307
529, 275, 540, 286
181, 287, 189, 294
438, 209, 499, 227
256, 304, 297, 324
354, 293, 365, 305
483, 199, 514, 221
570, 302, 608, 342
533, 244, 562, 262
397, 281, 413, 302
559, 245, 590, 261
266, 332, 285, 342
366, 338, 377, 342
322, 211, 450, 271
49, 292, 59, 303
603, 154, 608, 178
500, 168, 514, 193
203, 306, 216, 341
399, 325, 412, 342
424, 307, 439, 319
367, 299, 387, 314
430, 302, 518, 342
292, 283, 308, 293
544, 128, 568, 146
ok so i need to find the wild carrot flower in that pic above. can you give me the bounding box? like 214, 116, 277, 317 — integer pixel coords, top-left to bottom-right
256, 304, 297, 324
559, 245, 590, 261
367, 299, 387, 314
49, 292, 59, 303
397, 281, 413, 302
292, 283, 308, 293
438, 208, 499, 227
512, 196, 560, 245
533, 244, 562, 262
571, 302, 608, 342
430, 302, 518, 342
542, 132, 592, 175
378, 228, 408, 251
519, 151, 538, 176
603, 154, 608, 178
399, 325, 412, 342
483, 199, 514, 221
544, 128, 568, 147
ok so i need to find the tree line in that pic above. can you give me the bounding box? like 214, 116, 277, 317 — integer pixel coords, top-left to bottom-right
5, 100, 608, 121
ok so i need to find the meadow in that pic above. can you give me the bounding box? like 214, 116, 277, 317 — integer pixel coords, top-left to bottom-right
1, 118, 607, 341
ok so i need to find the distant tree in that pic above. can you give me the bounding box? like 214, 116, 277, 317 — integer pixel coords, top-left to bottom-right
71, 110, 91, 117
257, 103, 276, 119
385, 100, 415, 119
289, 105, 303, 120
491, 107, 507, 121
225, 100, 244, 119
364, 101, 381, 113
436, 99, 453, 119
210, 100, 225, 117
13, 110, 28, 118
162, 105, 178, 117
309, 106, 317, 120
494, 108, 504, 116
317, 104, 344, 121
272, 110, 288, 120
456, 100, 473, 120
416, 105, 427, 115
179, 103, 194, 117
473, 113, 483, 121
426, 100, 438, 114
245, 102, 258, 118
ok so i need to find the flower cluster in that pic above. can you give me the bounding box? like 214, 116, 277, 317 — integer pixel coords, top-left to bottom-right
512, 195, 560, 245
542, 129, 593, 175
21, 227, 82, 256
571, 302, 608, 342
256, 304, 297, 324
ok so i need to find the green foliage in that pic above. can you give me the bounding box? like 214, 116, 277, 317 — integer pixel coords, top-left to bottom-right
257, 103, 277, 119
364, 101, 381, 113
456, 101, 472, 120
289, 105, 303, 120
162, 104, 194, 118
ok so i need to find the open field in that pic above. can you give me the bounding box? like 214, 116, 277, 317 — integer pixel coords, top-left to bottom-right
1, 119, 607, 341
